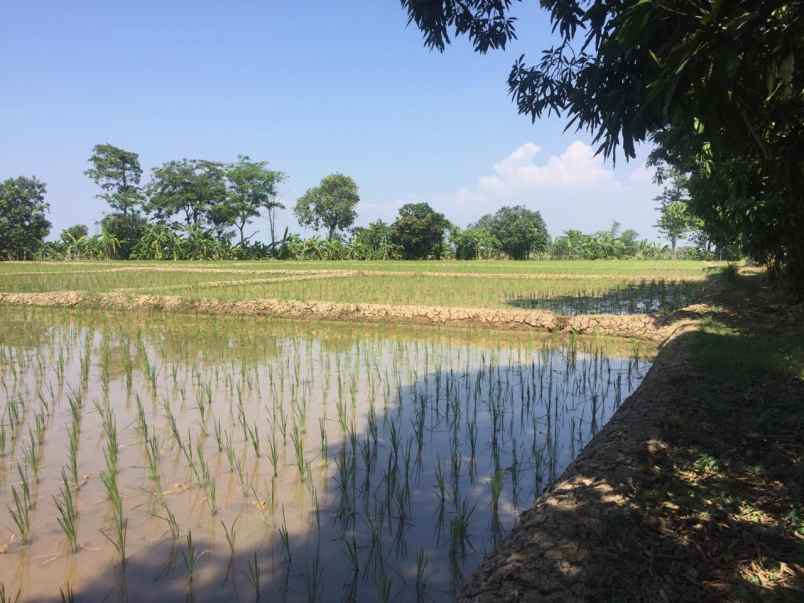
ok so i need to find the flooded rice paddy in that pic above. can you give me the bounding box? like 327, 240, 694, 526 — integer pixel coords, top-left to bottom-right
0, 308, 654, 602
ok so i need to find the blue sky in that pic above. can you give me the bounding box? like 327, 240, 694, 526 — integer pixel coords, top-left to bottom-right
1, 1, 662, 241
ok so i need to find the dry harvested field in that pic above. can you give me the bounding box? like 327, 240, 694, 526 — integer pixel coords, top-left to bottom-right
0, 261, 801, 602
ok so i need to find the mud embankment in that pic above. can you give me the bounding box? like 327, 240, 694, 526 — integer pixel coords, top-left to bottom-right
0, 291, 699, 342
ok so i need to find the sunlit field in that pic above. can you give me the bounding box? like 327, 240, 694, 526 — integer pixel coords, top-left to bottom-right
0, 260, 721, 315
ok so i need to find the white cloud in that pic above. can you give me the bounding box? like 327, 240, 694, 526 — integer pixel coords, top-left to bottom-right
444, 141, 663, 238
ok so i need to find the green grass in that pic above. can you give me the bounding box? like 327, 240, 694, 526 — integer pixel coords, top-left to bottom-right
0, 259, 723, 276
0, 269, 287, 293
0, 259, 721, 314
144, 274, 705, 313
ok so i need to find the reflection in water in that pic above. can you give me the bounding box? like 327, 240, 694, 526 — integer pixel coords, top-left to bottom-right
0, 308, 653, 602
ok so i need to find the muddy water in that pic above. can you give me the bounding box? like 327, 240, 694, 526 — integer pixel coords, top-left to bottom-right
0, 308, 654, 602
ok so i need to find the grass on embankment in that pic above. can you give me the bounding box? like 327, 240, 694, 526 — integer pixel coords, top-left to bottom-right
628, 274, 803, 598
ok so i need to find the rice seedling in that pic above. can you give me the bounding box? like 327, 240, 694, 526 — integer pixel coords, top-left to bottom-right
247, 551, 262, 602
449, 499, 476, 560
416, 550, 429, 603
291, 423, 306, 480
318, 415, 328, 462
489, 469, 504, 514
157, 499, 181, 542
221, 516, 239, 561
343, 533, 359, 576
278, 506, 291, 564
145, 432, 161, 482
23, 429, 41, 480
99, 468, 127, 564
376, 574, 392, 603
53, 470, 79, 552
182, 530, 204, 588
8, 484, 31, 544
304, 547, 322, 603
213, 416, 224, 452
0, 584, 21, 603
510, 438, 521, 505
204, 478, 217, 515
33, 411, 46, 444
246, 421, 261, 457
58, 584, 75, 603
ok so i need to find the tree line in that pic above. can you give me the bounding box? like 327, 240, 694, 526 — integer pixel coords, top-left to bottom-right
1, 143, 719, 262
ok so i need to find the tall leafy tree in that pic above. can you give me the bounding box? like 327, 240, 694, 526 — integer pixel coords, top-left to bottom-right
225, 156, 285, 246
85, 144, 144, 216
401, 1, 804, 291
0, 177, 51, 260
147, 159, 227, 231
655, 201, 692, 259
474, 205, 549, 260
391, 202, 450, 259
653, 168, 693, 258
295, 174, 359, 240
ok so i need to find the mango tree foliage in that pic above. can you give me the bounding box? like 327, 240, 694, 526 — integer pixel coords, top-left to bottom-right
295, 174, 360, 240
391, 202, 450, 259
473, 205, 549, 260
401, 0, 804, 290
0, 176, 51, 260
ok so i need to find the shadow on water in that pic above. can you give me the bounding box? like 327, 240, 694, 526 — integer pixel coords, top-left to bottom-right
505, 279, 707, 315
0, 308, 651, 602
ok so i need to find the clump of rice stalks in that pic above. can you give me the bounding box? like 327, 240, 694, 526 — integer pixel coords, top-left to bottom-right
449, 499, 476, 560
416, 549, 429, 603
67, 424, 80, 489
0, 584, 21, 603
182, 530, 205, 589
145, 433, 161, 483
247, 551, 261, 602
247, 421, 261, 457
278, 507, 291, 565
8, 484, 31, 545
59, 583, 75, 603
54, 470, 79, 553
221, 516, 239, 579
291, 423, 306, 480
100, 465, 127, 564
